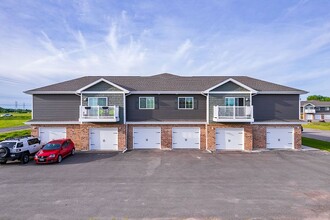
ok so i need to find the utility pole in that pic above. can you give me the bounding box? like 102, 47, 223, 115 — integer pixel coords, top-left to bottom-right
15, 101, 18, 111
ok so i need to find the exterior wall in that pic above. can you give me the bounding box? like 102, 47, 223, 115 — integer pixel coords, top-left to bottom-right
33, 94, 80, 121
206, 123, 253, 151
82, 93, 124, 124
211, 81, 249, 92
84, 81, 122, 91
252, 124, 302, 149
127, 124, 206, 150
30, 124, 126, 151
253, 94, 299, 121
126, 94, 206, 122
208, 93, 250, 123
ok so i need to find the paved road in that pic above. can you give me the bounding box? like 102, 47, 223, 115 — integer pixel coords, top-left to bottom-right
0, 125, 30, 133
303, 128, 330, 142
0, 150, 329, 219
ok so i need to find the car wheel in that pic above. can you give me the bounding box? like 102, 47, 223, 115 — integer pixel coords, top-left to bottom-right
0, 147, 10, 158
21, 153, 30, 164
57, 155, 62, 163
0, 160, 7, 164
71, 148, 75, 156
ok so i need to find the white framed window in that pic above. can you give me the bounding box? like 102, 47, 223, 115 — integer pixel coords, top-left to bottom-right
139, 97, 155, 109
88, 97, 108, 106
178, 97, 194, 109
225, 97, 245, 106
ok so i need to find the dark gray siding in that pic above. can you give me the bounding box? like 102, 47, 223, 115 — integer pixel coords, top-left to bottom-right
126, 94, 206, 121
33, 94, 80, 121
208, 93, 250, 123
253, 94, 299, 121
82, 93, 124, 123
211, 81, 248, 92
84, 81, 121, 91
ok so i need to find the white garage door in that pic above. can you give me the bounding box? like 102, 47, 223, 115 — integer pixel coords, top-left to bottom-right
306, 114, 313, 120
325, 115, 330, 120
216, 128, 244, 150
172, 128, 200, 149
266, 127, 293, 149
315, 114, 321, 120
39, 127, 66, 144
133, 127, 161, 149
90, 128, 118, 150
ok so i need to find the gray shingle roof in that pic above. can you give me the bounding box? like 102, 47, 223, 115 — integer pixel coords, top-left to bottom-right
301, 100, 330, 107
25, 73, 307, 94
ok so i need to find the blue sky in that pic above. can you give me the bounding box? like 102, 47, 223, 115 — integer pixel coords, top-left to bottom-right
0, 0, 330, 108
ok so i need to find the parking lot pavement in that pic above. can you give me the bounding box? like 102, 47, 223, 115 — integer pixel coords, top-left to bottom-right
0, 150, 330, 219
303, 128, 330, 142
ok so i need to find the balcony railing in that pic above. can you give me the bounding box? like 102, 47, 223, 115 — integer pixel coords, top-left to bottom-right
213, 106, 254, 122
79, 106, 119, 122
304, 109, 316, 114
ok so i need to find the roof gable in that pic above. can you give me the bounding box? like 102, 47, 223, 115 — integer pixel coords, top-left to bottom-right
204, 78, 257, 93
77, 78, 129, 93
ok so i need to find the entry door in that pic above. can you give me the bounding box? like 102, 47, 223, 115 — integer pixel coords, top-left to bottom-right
266, 127, 293, 149
172, 128, 200, 149
133, 127, 161, 149
216, 128, 244, 150
90, 128, 118, 150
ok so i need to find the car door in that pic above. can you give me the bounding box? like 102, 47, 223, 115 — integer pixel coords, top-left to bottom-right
60, 142, 68, 157
62, 141, 70, 157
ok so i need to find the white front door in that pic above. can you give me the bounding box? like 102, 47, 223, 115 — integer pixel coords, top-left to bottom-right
89, 128, 118, 150
172, 128, 200, 149
39, 127, 66, 144
216, 128, 244, 150
133, 127, 161, 149
266, 127, 293, 149
306, 114, 313, 120
315, 114, 321, 120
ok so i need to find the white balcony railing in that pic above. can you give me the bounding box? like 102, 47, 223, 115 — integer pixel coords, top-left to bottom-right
79, 106, 119, 122
213, 106, 254, 122
304, 109, 316, 114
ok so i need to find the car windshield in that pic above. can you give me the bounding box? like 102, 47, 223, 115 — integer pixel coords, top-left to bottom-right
43, 143, 61, 150
0, 142, 16, 149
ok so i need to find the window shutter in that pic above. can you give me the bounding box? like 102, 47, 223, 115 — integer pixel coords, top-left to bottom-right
194, 98, 198, 109
155, 97, 159, 109
136, 98, 139, 109
175, 98, 178, 110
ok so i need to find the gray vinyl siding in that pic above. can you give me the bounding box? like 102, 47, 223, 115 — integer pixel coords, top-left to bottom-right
253, 94, 299, 121
126, 94, 206, 121
84, 81, 122, 92
33, 94, 80, 121
211, 81, 249, 92
82, 94, 124, 123
208, 93, 250, 123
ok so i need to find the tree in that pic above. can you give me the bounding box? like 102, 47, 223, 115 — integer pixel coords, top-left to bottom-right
307, 95, 330, 101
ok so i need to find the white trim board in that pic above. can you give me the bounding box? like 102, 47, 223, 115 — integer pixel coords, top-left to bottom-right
76, 78, 129, 93
25, 121, 81, 125
126, 121, 207, 125
252, 121, 306, 125
203, 78, 258, 94
257, 91, 307, 95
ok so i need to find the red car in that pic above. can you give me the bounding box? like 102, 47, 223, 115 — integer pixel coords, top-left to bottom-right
34, 139, 75, 164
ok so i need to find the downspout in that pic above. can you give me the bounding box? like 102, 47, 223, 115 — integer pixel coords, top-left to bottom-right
201, 92, 211, 153
122, 93, 129, 153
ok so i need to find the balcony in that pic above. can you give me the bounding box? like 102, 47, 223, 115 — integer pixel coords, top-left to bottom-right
304, 109, 316, 114
79, 106, 119, 122
213, 106, 254, 122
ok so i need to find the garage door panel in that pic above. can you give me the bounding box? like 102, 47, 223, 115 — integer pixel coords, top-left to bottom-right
39, 127, 66, 144
216, 128, 244, 150
133, 127, 161, 149
172, 128, 200, 149
90, 128, 118, 151
266, 127, 293, 149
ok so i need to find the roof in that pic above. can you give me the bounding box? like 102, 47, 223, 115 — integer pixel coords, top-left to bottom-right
25, 73, 307, 94
301, 100, 330, 107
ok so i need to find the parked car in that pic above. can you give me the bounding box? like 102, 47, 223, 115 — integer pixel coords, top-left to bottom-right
34, 139, 75, 164
0, 136, 42, 164
0, 113, 13, 117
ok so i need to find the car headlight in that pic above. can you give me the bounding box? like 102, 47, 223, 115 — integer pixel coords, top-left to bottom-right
49, 154, 56, 158
35, 154, 38, 158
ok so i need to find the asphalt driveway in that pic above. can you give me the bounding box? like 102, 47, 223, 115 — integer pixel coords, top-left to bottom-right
303, 128, 330, 142
0, 150, 329, 220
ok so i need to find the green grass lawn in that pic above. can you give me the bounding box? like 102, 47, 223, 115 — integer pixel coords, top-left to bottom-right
303, 122, 330, 130
0, 112, 31, 129
302, 137, 330, 152
0, 129, 31, 141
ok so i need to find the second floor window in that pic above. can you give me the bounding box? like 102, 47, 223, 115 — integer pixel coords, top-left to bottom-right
139, 97, 155, 109
88, 97, 107, 106
225, 97, 244, 106
178, 97, 194, 109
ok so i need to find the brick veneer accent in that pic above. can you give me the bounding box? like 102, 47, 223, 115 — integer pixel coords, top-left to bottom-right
127, 124, 206, 150
207, 123, 253, 151
252, 124, 302, 149
29, 124, 126, 151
